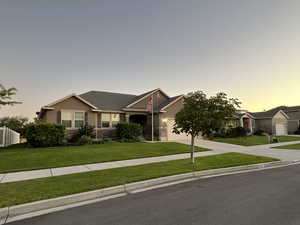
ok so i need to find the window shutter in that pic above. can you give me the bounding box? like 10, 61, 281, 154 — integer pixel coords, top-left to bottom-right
57, 111, 61, 124
85, 112, 88, 125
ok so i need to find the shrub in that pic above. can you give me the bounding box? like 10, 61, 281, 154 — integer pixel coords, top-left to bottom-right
24, 123, 65, 147
76, 135, 92, 145
254, 129, 265, 136
226, 126, 248, 138
68, 124, 95, 143
116, 122, 143, 141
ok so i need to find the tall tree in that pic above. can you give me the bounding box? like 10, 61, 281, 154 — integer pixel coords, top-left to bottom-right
173, 91, 240, 163
0, 84, 21, 106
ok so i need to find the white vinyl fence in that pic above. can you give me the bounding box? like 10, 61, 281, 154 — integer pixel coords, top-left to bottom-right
0, 126, 20, 147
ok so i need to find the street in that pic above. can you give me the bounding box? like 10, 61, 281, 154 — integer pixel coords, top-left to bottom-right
7, 164, 300, 225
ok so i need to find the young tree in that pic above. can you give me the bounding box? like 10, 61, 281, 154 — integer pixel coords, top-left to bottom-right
0, 84, 21, 106
173, 91, 240, 163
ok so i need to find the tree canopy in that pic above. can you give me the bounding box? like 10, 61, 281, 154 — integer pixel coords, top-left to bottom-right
173, 91, 240, 163
0, 84, 21, 106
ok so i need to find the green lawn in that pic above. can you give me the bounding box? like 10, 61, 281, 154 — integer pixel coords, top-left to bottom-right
0, 152, 278, 208
273, 143, 300, 150
211, 136, 300, 146
0, 142, 209, 173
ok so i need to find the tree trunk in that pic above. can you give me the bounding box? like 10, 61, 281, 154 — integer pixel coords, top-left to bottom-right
191, 135, 195, 164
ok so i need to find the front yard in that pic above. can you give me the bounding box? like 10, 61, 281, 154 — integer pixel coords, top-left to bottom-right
273, 143, 300, 150
211, 136, 300, 146
0, 142, 209, 173
0, 152, 278, 208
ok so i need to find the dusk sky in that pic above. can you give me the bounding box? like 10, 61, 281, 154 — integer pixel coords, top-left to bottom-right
1, 0, 299, 120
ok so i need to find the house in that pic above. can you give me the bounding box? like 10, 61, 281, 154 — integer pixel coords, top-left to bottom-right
250, 109, 289, 135
36, 88, 187, 141
258, 106, 300, 134
233, 109, 289, 136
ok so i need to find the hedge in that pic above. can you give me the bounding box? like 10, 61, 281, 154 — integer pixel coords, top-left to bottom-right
24, 123, 66, 147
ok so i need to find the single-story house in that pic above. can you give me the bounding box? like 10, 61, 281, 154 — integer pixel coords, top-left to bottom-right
263, 106, 300, 134
250, 110, 289, 135
36, 88, 187, 141
234, 109, 290, 136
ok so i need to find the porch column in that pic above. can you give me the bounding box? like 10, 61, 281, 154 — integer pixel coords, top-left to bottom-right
95, 113, 98, 139
125, 114, 130, 123
249, 118, 253, 133
240, 118, 243, 127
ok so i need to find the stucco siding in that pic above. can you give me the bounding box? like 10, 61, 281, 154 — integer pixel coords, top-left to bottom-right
288, 120, 299, 134
255, 119, 272, 134
159, 98, 184, 140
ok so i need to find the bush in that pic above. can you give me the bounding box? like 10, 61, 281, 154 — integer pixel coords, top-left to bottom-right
226, 126, 248, 138
24, 123, 65, 147
76, 135, 92, 145
68, 124, 95, 143
116, 122, 143, 141
254, 129, 265, 136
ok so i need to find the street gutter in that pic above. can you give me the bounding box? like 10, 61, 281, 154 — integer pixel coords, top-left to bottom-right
1, 160, 298, 224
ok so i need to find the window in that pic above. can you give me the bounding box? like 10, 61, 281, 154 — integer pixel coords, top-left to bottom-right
111, 113, 120, 127
101, 113, 111, 128
61, 111, 72, 128
75, 112, 84, 128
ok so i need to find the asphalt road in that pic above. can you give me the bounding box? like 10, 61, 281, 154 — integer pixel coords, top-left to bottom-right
7, 164, 300, 225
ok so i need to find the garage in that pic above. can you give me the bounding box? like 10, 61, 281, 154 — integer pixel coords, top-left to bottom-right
166, 119, 189, 141
275, 124, 288, 136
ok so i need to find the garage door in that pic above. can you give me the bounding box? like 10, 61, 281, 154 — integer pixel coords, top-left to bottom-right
166, 119, 189, 141
275, 124, 288, 136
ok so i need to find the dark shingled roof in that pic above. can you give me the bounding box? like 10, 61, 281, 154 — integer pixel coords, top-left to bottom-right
79, 89, 167, 111
266, 106, 300, 120
250, 106, 290, 119
79, 91, 137, 111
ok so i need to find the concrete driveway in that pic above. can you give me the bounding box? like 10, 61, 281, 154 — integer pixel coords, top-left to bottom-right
176, 138, 300, 161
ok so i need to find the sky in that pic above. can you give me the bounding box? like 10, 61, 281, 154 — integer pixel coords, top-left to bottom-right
0, 0, 300, 120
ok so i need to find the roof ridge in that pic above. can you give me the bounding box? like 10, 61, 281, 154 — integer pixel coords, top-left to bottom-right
80, 90, 137, 97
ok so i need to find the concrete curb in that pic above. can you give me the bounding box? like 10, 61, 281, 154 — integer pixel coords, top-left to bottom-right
0, 160, 298, 224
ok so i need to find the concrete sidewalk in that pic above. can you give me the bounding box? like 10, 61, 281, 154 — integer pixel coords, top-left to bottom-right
0, 150, 221, 184
177, 138, 300, 162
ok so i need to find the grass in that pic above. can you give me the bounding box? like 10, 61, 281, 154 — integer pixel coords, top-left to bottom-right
273, 143, 300, 150
0, 142, 209, 173
211, 135, 300, 146
0, 152, 278, 208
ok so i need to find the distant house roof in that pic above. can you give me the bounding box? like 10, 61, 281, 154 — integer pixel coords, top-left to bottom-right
79, 91, 137, 111
266, 106, 300, 120
250, 108, 289, 119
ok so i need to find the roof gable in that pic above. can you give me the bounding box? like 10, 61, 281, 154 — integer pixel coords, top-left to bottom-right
46, 94, 97, 109
125, 89, 169, 108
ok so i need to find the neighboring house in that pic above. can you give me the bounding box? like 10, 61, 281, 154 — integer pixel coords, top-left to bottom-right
233, 109, 289, 136
36, 89, 187, 141
250, 110, 289, 135
258, 106, 300, 134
